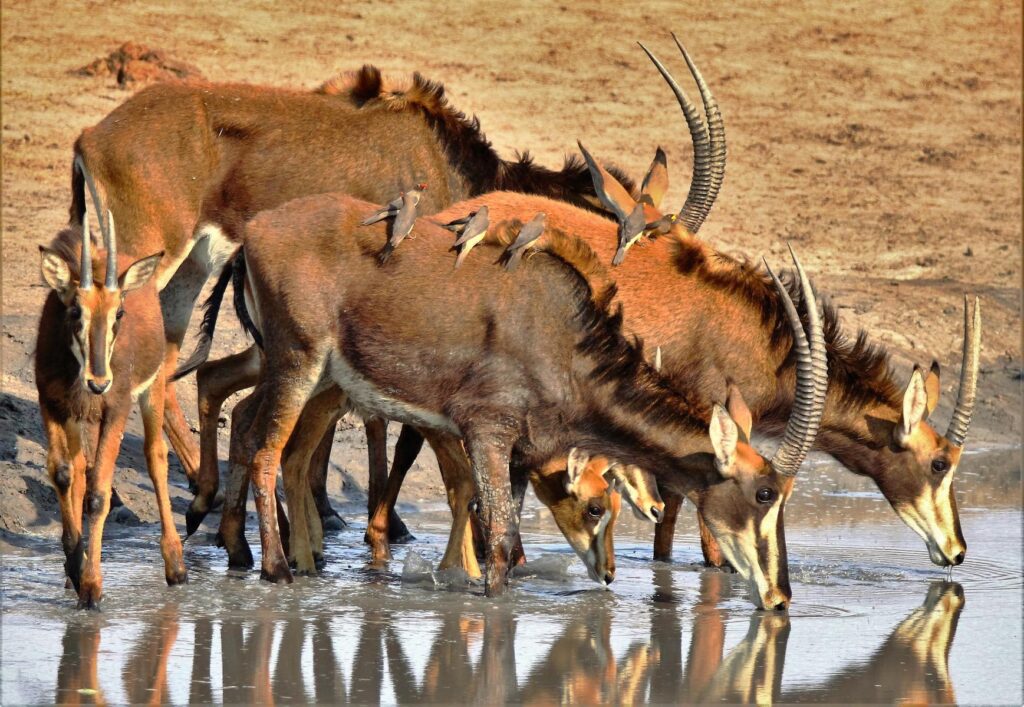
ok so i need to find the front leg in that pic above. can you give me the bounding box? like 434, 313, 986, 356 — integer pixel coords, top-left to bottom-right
78, 410, 129, 609
41, 409, 86, 589
464, 432, 518, 597
653, 491, 683, 562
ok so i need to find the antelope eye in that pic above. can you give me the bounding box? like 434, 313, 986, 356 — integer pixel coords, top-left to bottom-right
68, 305, 82, 319
586, 504, 603, 519
756, 487, 776, 504
931, 458, 949, 474
115, 308, 125, 320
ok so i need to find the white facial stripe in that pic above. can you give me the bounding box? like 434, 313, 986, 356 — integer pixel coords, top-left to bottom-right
716, 522, 772, 608
758, 502, 782, 591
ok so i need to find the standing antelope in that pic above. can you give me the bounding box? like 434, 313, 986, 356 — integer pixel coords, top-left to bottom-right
217, 192, 826, 605
35, 161, 186, 608
66, 64, 637, 541
419, 37, 981, 569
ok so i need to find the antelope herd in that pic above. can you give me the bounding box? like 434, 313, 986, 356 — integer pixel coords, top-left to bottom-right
35, 35, 981, 610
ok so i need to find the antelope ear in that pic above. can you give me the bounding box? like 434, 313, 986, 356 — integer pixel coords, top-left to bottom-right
709, 404, 739, 476
924, 360, 941, 418
119, 251, 164, 292
897, 366, 928, 444
726, 384, 753, 444
578, 141, 637, 221
39, 246, 74, 295
565, 447, 589, 494
640, 146, 669, 209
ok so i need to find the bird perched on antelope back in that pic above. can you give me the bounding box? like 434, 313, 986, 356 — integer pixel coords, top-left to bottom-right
501, 212, 546, 272
361, 183, 427, 264
445, 206, 490, 269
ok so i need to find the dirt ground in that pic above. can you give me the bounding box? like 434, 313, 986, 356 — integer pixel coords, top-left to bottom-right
1, 1, 1021, 535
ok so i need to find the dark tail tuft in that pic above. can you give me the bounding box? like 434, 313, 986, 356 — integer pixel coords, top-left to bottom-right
172, 257, 235, 381
232, 250, 263, 348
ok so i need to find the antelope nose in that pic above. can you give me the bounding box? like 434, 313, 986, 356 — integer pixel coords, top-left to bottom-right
603, 572, 615, 585
774, 601, 789, 612
953, 551, 965, 565
87, 379, 110, 395
650, 506, 662, 522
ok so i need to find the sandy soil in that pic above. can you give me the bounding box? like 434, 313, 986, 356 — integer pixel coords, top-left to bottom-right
1, 0, 1020, 534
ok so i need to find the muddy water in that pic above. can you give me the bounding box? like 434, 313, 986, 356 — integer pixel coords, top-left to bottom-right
2, 451, 1020, 705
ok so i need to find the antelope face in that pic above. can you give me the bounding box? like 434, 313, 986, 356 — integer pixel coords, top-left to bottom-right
699, 405, 794, 611
880, 363, 969, 567
609, 463, 666, 523
40, 245, 162, 395
532, 449, 621, 586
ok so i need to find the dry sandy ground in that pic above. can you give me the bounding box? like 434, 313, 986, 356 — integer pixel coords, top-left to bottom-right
1, 0, 1020, 534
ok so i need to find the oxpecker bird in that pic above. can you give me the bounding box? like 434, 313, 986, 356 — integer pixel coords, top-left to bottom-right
446, 206, 490, 269
367, 183, 427, 264
501, 212, 546, 272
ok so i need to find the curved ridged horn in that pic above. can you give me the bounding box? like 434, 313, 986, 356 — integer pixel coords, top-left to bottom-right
764, 247, 828, 476
104, 209, 118, 290
672, 33, 726, 231
79, 205, 93, 290
638, 37, 726, 235
74, 155, 114, 288
946, 296, 981, 447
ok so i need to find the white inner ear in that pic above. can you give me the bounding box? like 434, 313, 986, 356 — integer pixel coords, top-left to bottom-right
565, 448, 588, 494
710, 405, 739, 474
41, 252, 73, 292
900, 369, 928, 440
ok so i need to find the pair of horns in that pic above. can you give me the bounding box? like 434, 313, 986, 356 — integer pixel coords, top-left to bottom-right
764, 246, 829, 477
638, 33, 726, 235
74, 155, 117, 291
946, 296, 981, 448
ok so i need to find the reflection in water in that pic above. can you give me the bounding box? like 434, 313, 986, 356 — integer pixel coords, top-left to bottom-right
781, 581, 964, 704
49, 579, 964, 705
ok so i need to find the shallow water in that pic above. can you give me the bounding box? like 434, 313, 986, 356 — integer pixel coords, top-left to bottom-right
2, 451, 1021, 705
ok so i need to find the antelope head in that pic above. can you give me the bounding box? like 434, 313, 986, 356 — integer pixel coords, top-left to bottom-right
38, 158, 162, 395
879, 298, 979, 567
609, 463, 666, 523
578, 34, 726, 263
693, 248, 828, 610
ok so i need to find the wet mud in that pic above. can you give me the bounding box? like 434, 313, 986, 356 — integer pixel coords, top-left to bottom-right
1, 457, 1020, 705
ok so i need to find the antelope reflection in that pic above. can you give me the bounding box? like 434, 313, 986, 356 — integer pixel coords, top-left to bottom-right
52, 579, 963, 705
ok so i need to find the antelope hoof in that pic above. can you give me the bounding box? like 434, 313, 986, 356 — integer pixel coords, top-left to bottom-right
185, 499, 211, 537
76, 585, 102, 611
227, 544, 255, 570
653, 551, 672, 563
166, 564, 189, 586
388, 514, 415, 544
314, 552, 326, 571
260, 562, 294, 584
321, 512, 347, 532
64, 543, 86, 592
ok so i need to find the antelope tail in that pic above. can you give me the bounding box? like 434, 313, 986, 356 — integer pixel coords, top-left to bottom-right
231, 250, 264, 349
171, 257, 236, 381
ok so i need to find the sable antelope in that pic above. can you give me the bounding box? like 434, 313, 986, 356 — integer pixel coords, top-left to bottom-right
420, 37, 981, 570
65, 64, 637, 541
216, 191, 826, 604
178, 37, 731, 551
35, 160, 186, 608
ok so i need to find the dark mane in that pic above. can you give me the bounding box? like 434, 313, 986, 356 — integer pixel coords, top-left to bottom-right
318, 65, 634, 216
671, 242, 902, 411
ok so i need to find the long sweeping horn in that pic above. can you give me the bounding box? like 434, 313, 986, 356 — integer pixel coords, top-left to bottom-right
104, 209, 118, 290
946, 296, 981, 447
764, 248, 828, 476
79, 204, 93, 290
74, 155, 115, 288
637, 37, 726, 235
671, 33, 726, 231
